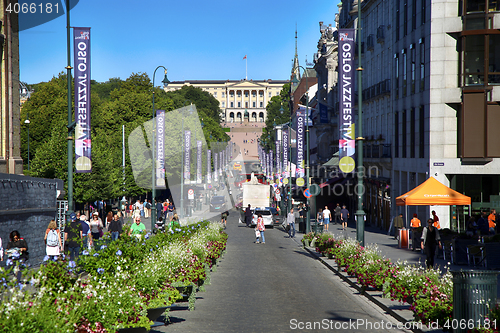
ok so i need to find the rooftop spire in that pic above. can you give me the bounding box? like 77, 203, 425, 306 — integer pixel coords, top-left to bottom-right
291, 24, 300, 83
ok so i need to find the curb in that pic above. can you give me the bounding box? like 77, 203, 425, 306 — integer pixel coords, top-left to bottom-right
301, 244, 431, 333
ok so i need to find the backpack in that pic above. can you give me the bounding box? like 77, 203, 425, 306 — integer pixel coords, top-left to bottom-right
46, 229, 59, 247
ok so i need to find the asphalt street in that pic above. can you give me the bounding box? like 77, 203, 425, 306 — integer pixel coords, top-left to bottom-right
153, 213, 410, 333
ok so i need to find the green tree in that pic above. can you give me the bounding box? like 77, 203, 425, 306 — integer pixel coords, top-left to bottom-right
260, 83, 291, 150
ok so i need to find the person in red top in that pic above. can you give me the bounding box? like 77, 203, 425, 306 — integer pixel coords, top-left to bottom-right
488, 209, 496, 234
432, 210, 440, 229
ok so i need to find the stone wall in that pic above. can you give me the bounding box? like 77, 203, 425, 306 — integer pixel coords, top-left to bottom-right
0, 173, 63, 266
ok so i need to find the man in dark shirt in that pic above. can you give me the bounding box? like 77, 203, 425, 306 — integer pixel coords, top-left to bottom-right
245, 204, 253, 227
79, 212, 90, 251
65, 212, 82, 261
477, 211, 490, 236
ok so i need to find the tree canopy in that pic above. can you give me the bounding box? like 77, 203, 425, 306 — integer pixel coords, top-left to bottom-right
21, 72, 229, 204
259, 83, 291, 151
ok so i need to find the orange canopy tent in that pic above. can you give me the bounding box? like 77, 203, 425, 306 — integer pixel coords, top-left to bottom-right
396, 177, 471, 206
396, 177, 471, 231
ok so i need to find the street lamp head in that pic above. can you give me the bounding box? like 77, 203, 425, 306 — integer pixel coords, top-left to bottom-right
24, 119, 30, 124
291, 74, 299, 85
162, 69, 170, 87
279, 105, 284, 114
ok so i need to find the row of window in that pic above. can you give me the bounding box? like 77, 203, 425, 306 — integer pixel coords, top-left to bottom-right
394, 38, 425, 98
228, 101, 264, 108
395, 0, 426, 41
212, 90, 277, 98
394, 106, 425, 159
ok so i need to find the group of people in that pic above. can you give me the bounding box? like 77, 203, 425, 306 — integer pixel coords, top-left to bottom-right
466, 209, 498, 236
316, 204, 349, 231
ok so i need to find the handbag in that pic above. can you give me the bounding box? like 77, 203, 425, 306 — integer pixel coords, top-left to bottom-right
285, 224, 291, 232
255, 229, 260, 238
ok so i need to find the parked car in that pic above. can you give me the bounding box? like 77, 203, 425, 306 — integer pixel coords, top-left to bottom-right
210, 196, 226, 212
266, 207, 281, 224
251, 208, 274, 228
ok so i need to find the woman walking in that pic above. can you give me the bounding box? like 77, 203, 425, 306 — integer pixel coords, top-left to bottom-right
317, 208, 324, 226
256, 214, 266, 244
421, 218, 442, 269
90, 212, 103, 240
44, 220, 62, 260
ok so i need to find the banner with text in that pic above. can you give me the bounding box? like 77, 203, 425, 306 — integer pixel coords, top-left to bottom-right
156, 110, 166, 188
197, 140, 202, 183
283, 128, 289, 178
207, 149, 212, 183
184, 130, 191, 182
338, 29, 356, 173
296, 107, 305, 179
74, 27, 91, 173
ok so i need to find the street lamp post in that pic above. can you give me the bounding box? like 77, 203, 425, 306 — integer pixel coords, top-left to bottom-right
351, 0, 365, 246
20, 82, 31, 171
151, 66, 170, 230
65, 0, 75, 219
180, 101, 193, 220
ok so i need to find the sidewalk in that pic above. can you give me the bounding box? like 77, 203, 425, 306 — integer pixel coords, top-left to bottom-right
293, 222, 500, 333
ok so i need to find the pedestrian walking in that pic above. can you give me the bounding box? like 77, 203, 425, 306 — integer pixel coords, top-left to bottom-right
64, 213, 82, 261
0, 236, 3, 262
139, 200, 145, 217
421, 218, 442, 269
221, 210, 229, 229
286, 207, 296, 238
256, 214, 265, 244
317, 208, 324, 226
109, 214, 123, 241
167, 202, 174, 221
90, 212, 103, 240
145, 199, 152, 218
105, 211, 113, 229
128, 216, 146, 238
410, 213, 421, 251
340, 205, 349, 230
393, 213, 404, 240
79, 212, 92, 250
245, 204, 253, 227
323, 206, 332, 231
44, 219, 63, 260
488, 209, 496, 235
334, 203, 342, 225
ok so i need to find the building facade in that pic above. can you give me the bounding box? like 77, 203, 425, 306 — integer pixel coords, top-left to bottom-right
164, 79, 287, 124
0, 2, 22, 174
330, 0, 500, 230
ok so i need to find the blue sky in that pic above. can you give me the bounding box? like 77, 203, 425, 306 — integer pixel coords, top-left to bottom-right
20, 0, 340, 84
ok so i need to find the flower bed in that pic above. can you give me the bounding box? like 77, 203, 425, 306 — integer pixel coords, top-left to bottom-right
308, 232, 453, 328
0, 221, 227, 333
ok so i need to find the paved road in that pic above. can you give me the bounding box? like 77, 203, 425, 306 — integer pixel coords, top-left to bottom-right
153, 214, 408, 333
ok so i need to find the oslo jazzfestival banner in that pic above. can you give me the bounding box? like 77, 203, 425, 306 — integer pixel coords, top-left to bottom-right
156, 110, 166, 188
207, 149, 212, 184
283, 128, 289, 178
184, 130, 191, 183
197, 140, 202, 184
296, 107, 305, 179
338, 29, 356, 173
74, 27, 91, 173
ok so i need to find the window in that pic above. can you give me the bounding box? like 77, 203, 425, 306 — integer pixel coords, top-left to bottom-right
411, 44, 416, 94
395, 112, 399, 158
238, 102, 241, 108
394, 53, 400, 97
419, 106, 425, 158
245, 102, 248, 108
260, 102, 263, 107
222, 92, 225, 98
412, 0, 417, 30
252, 91, 256, 97
245, 91, 249, 97
464, 35, 485, 85
269, 92, 272, 97
422, 0, 426, 24
488, 35, 500, 84
253, 102, 256, 108
402, 49, 407, 97
237, 91, 241, 97
222, 102, 225, 107
410, 108, 416, 158
396, 0, 400, 40
230, 91, 234, 98
402, 110, 407, 158
404, 0, 408, 36
230, 102, 234, 108
420, 38, 425, 91
214, 92, 217, 97
260, 91, 264, 96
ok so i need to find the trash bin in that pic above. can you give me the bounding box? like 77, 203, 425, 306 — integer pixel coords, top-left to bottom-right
398, 229, 409, 249
298, 217, 305, 233
452, 270, 500, 333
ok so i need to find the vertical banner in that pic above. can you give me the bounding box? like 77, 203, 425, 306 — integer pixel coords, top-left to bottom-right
296, 107, 305, 179
156, 110, 166, 188
207, 149, 212, 183
275, 140, 280, 175
338, 29, 356, 174
283, 129, 289, 177
262, 150, 266, 175
219, 152, 223, 175
74, 27, 91, 173
214, 152, 218, 182
269, 150, 273, 178
196, 140, 202, 184
184, 130, 191, 183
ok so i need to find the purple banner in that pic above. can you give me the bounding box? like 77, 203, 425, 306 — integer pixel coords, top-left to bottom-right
184, 130, 191, 182
156, 110, 166, 188
74, 27, 91, 173
338, 29, 356, 174
296, 107, 305, 178
275, 140, 280, 174
214, 153, 218, 182
197, 140, 202, 184
283, 129, 289, 177
219, 152, 223, 176
207, 149, 212, 183
269, 151, 273, 177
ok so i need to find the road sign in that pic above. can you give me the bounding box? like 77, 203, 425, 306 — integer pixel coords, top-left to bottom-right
303, 189, 312, 198
188, 188, 194, 200
296, 177, 305, 187
208, 184, 212, 189
283, 178, 289, 185
275, 188, 280, 195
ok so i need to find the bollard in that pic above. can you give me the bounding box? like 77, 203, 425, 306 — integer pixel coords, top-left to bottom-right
452, 270, 500, 333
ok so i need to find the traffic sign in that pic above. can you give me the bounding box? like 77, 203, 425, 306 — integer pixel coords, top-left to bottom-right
275, 188, 280, 195
283, 178, 289, 185
188, 188, 194, 200
296, 177, 305, 187
303, 189, 312, 198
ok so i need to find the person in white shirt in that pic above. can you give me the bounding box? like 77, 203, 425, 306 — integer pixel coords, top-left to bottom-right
286, 208, 296, 238
323, 206, 332, 231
